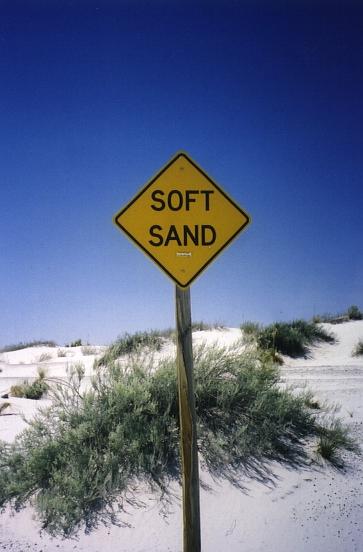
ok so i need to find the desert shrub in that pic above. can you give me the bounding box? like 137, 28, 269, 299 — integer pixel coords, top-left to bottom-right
70, 339, 82, 347
257, 320, 335, 358
38, 352, 52, 362
347, 305, 363, 320
57, 349, 67, 357
10, 377, 48, 400
10, 370, 49, 398
353, 339, 363, 357
96, 331, 163, 367
0, 340, 57, 353
0, 345, 357, 537
81, 346, 97, 356
258, 323, 305, 357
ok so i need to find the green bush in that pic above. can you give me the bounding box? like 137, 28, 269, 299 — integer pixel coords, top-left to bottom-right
257, 320, 335, 358
0, 346, 356, 537
10, 378, 48, 400
347, 305, 363, 320
70, 339, 82, 347
258, 324, 305, 357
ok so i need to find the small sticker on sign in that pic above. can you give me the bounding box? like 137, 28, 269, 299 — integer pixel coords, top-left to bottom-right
177, 252, 192, 257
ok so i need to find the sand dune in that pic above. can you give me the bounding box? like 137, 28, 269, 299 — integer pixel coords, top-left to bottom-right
0, 322, 362, 551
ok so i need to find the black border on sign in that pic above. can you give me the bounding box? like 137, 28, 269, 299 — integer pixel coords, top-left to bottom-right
113, 151, 252, 288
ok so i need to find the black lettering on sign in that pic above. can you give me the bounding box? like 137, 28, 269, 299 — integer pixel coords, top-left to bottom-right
167, 190, 183, 211
149, 225, 163, 246
150, 190, 165, 211
183, 225, 199, 245
164, 225, 182, 246
150, 189, 214, 211
200, 190, 214, 211
185, 190, 199, 210
149, 224, 217, 247
201, 225, 216, 245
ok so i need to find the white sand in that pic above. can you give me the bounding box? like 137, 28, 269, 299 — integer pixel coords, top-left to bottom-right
0, 322, 362, 551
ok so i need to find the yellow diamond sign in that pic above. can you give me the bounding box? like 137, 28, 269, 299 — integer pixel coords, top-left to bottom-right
114, 152, 251, 288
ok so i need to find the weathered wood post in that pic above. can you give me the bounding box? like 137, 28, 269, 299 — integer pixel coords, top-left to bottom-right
175, 285, 201, 552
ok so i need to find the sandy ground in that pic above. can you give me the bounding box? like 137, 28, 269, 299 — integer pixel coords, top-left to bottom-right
0, 323, 362, 551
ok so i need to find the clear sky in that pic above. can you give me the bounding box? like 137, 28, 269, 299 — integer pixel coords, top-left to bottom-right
1, 0, 362, 346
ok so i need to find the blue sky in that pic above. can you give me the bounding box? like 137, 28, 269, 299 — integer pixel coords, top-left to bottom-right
1, 0, 362, 346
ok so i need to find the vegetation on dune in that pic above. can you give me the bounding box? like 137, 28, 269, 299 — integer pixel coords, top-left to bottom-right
241, 319, 335, 358
96, 330, 164, 367
0, 346, 358, 537
347, 305, 363, 320
10, 379, 48, 400
240, 321, 261, 337
38, 352, 52, 363
0, 402, 11, 415
10, 368, 49, 400
313, 304, 363, 324
352, 339, 363, 357
258, 320, 335, 357
191, 321, 225, 331
316, 420, 358, 468
96, 323, 225, 366
81, 346, 98, 356
67, 339, 82, 347
0, 340, 57, 353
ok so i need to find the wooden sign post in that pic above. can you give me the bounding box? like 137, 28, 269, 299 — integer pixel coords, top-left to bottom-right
113, 152, 251, 552
175, 285, 201, 552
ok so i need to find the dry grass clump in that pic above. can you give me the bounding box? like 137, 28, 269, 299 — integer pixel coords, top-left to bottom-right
0, 402, 11, 415
81, 346, 97, 356
38, 352, 52, 362
10, 368, 49, 400
352, 339, 363, 357
316, 420, 359, 468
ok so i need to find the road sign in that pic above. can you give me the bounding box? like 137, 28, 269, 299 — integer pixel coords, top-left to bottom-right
113, 152, 251, 551
114, 152, 251, 287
